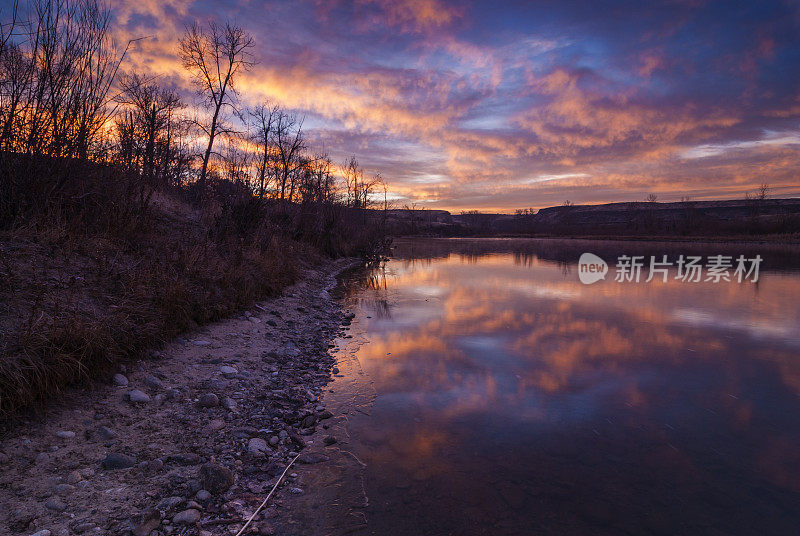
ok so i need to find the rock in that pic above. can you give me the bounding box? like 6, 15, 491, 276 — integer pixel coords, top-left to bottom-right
297, 452, 329, 464
66, 470, 83, 484
203, 419, 225, 434
144, 375, 164, 390
220, 397, 237, 411
101, 452, 136, 470
192, 340, 210, 346
55, 430, 75, 439
53, 483, 75, 496
168, 452, 202, 466
318, 410, 334, 420
268, 436, 279, 447
126, 390, 151, 404
288, 487, 303, 495
172, 509, 201, 524
301, 414, 316, 428
195, 489, 211, 502
323, 435, 337, 445
332, 367, 340, 374
70, 522, 95, 533
219, 366, 237, 377
130, 508, 161, 536
199, 463, 234, 495
156, 496, 184, 510
45, 496, 67, 511
197, 393, 219, 408
248, 438, 270, 457
34, 452, 50, 464
113, 373, 129, 386
98, 426, 117, 440
30, 531, 51, 536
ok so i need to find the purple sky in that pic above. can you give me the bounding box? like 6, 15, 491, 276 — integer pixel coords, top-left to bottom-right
18, 0, 800, 211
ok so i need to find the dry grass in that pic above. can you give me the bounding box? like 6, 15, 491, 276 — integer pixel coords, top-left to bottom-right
0, 179, 318, 420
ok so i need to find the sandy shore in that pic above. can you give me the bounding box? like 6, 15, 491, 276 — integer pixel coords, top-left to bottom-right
0, 257, 359, 536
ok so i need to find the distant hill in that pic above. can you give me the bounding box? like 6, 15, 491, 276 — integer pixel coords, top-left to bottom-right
384, 199, 800, 238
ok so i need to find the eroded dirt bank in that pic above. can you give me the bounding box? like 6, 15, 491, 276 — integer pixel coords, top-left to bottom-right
0, 258, 360, 536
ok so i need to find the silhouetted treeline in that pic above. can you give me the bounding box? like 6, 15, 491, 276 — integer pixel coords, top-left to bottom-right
0, 0, 388, 256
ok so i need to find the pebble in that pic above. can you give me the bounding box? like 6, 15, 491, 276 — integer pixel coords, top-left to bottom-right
195, 489, 211, 502
172, 509, 201, 524
101, 452, 136, 470
126, 390, 151, 404
53, 483, 75, 496
35, 452, 50, 464
220, 397, 237, 411
199, 463, 234, 495
30, 531, 52, 536
97, 426, 117, 440
144, 375, 164, 390
113, 373, 129, 386
66, 470, 82, 484
197, 393, 219, 408
247, 438, 270, 457
219, 366, 238, 377
55, 430, 75, 439
45, 496, 67, 511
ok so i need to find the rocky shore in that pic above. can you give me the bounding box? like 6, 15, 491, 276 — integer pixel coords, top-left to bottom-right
0, 258, 359, 536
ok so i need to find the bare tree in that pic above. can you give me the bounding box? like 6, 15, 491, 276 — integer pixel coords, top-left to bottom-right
273, 110, 304, 201
645, 193, 658, 203
116, 74, 183, 186
179, 21, 254, 197
248, 102, 279, 199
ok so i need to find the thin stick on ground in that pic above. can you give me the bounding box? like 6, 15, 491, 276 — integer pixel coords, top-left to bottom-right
233, 452, 302, 536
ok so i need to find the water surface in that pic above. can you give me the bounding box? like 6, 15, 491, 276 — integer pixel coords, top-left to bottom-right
326, 238, 800, 535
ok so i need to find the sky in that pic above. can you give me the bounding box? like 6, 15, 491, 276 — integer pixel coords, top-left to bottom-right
11, 0, 800, 211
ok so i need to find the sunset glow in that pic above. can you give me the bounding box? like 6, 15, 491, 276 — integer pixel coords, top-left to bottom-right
101, 0, 800, 211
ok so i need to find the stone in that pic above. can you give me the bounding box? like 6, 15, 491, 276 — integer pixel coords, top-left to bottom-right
98, 426, 117, 440
144, 375, 164, 390
55, 430, 75, 439
34, 452, 50, 464
130, 509, 161, 536
301, 415, 316, 428
156, 496, 184, 510
126, 390, 151, 403
248, 438, 270, 457
197, 393, 219, 408
318, 410, 334, 420
70, 522, 95, 533
53, 483, 75, 496
168, 452, 202, 466
113, 373, 129, 386
323, 435, 337, 445
66, 470, 83, 484
297, 453, 329, 464
195, 489, 211, 502
172, 509, 201, 524
101, 452, 136, 470
221, 397, 237, 411
30, 531, 52, 536
268, 436, 279, 447
219, 366, 237, 377
45, 497, 67, 511
199, 463, 234, 495
203, 419, 225, 434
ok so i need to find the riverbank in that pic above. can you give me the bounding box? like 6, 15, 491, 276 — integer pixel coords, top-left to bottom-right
0, 257, 359, 536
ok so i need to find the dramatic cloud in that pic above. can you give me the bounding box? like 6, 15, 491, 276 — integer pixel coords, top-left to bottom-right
13, 0, 797, 211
